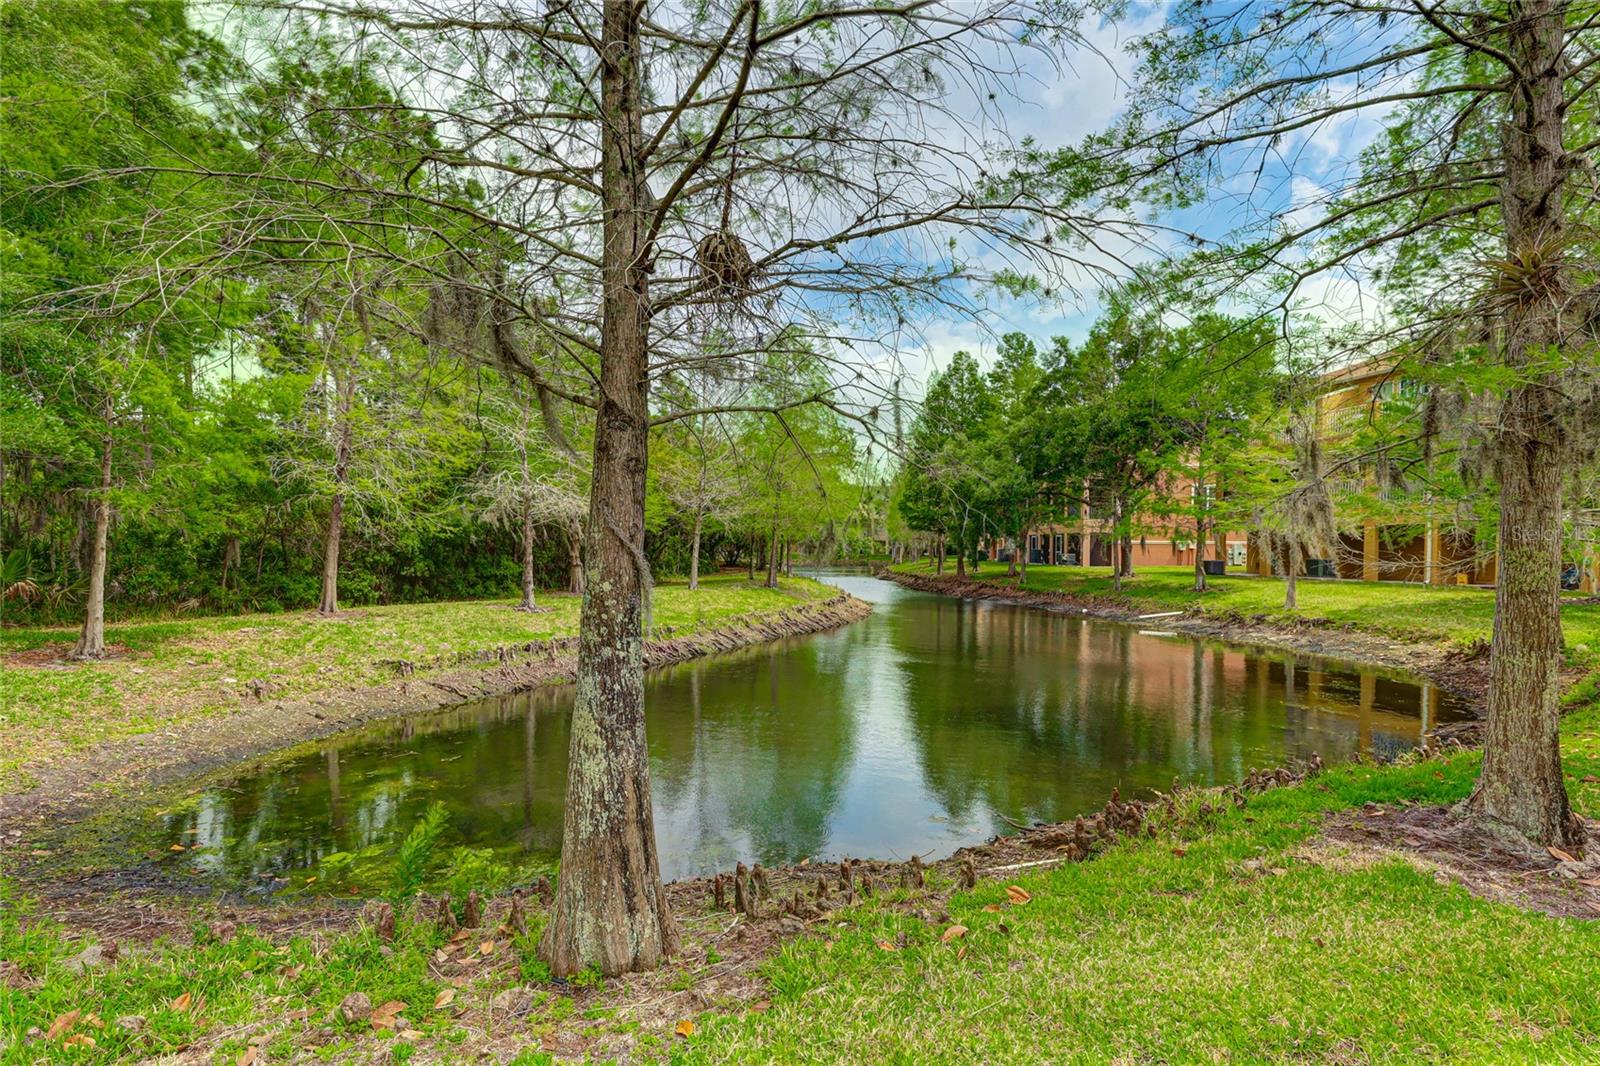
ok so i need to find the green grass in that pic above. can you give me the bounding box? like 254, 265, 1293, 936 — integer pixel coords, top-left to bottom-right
6, 708, 1596, 1064
895, 559, 1600, 662
683, 706, 1600, 1064
0, 574, 834, 791
0, 897, 469, 1063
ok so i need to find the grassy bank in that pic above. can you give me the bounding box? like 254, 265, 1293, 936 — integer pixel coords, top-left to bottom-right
893, 560, 1600, 661
692, 706, 1600, 1064
0, 574, 834, 792
5, 709, 1596, 1063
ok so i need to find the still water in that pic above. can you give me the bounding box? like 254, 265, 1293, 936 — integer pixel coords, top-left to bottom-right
153, 573, 1468, 892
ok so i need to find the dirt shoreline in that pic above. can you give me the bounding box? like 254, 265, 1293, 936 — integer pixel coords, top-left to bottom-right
0, 591, 873, 831
882, 568, 1494, 720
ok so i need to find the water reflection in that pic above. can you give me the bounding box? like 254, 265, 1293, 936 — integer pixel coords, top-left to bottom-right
154, 573, 1468, 892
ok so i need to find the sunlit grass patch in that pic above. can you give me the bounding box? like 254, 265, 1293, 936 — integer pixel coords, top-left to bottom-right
0, 575, 836, 790
688, 748, 1600, 1064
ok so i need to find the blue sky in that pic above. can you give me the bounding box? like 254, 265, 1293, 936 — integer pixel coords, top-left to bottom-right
889, 2, 1408, 398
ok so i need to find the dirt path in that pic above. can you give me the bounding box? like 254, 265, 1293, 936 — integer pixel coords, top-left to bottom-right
0, 592, 872, 831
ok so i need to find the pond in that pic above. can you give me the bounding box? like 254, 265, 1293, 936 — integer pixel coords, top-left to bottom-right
149, 572, 1470, 895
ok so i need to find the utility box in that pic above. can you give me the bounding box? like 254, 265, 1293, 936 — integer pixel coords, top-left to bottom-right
1202, 560, 1226, 576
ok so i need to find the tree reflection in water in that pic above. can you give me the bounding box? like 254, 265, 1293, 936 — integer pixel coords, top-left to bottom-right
154, 574, 1469, 893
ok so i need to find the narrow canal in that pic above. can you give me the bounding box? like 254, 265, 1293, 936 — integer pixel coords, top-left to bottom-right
152, 572, 1469, 893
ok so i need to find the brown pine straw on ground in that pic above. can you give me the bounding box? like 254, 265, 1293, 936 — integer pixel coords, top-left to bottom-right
1313, 803, 1600, 919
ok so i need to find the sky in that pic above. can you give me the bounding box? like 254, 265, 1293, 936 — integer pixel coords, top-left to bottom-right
890, 2, 1407, 400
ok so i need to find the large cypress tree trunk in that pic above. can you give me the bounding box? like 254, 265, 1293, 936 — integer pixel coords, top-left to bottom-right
765, 527, 779, 588
541, 0, 678, 975
71, 426, 113, 660
1194, 510, 1208, 593
1469, 0, 1577, 846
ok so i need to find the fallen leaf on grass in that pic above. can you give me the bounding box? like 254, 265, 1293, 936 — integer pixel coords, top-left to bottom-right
675, 1019, 695, 1038
1171, 847, 1188, 858
449, 929, 470, 944
1547, 846, 1580, 864
941, 925, 969, 943
432, 988, 456, 1010
1005, 885, 1032, 905
285, 1009, 312, 1021
47, 1010, 80, 1039
400, 1028, 424, 1039
369, 1000, 408, 1030
63, 1034, 96, 1048
751, 1000, 771, 1012
168, 844, 186, 852
981, 904, 1003, 914
238, 1046, 257, 1066
957, 945, 967, 960
170, 992, 193, 1013
874, 939, 899, 952
478, 940, 496, 957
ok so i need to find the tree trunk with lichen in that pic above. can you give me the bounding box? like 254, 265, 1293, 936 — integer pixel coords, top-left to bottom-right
1468, 0, 1577, 847
540, 0, 678, 976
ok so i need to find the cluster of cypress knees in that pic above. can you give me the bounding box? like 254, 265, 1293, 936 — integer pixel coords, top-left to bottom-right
705, 751, 1328, 918
362, 875, 557, 942
356, 754, 1327, 941
707, 852, 959, 922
